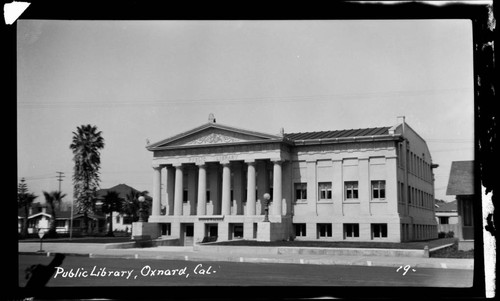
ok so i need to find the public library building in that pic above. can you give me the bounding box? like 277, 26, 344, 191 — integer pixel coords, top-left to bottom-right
139, 115, 438, 245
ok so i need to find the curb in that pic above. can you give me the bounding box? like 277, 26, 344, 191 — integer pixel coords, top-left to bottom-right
18, 251, 473, 270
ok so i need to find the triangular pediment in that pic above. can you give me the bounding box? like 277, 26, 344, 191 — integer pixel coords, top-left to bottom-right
148, 123, 281, 150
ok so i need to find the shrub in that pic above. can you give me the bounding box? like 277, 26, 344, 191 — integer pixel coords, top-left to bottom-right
438, 232, 446, 238
445, 231, 455, 238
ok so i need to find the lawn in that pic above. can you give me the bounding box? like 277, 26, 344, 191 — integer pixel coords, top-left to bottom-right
430, 241, 474, 258
205, 237, 457, 250
18, 236, 134, 244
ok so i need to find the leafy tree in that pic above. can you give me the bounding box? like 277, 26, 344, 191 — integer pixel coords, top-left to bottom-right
17, 178, 38, 237
43, 191, 67, 238
123, 189, 150, 223
69, 124, 105, 235
101, 191, 124, 236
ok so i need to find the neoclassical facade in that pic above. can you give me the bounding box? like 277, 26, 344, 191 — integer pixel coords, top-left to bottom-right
142, 115, 438, 245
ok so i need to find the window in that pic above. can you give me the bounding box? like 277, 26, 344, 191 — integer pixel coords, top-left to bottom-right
318, 182, 332, 200
55, 220, 66, 228
206, 190, 211, 202
183, 190, 188, 203
439, 217, 449, 225
161, 223, 171, 236
317, 223, 332, 237
408, 186, 412, 204
28, 219, 37, 228
400, 183, 404, 203
123, 216, 133, 224
233, 225, 243, 238
295, 183, 307, 202
116, 215, 121, 223
344, 223, 359, 238
371, 180, 386, 200
344, 181, 359, 200
294, 223, 307, 237
372, 224, 388, 238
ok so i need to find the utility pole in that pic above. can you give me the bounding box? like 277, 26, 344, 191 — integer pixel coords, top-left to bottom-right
56, 171, 65, 192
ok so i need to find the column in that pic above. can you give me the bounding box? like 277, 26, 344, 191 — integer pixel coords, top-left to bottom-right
209, 164, 221, 214
332, 159, 343, 218
272, 160, 282, 216
306, 160, 317, 215
257, 161, 269, 214
188, 166, 197, 215
197, 164, 207, 216
166, 166, 175, 215
173, 164, 183, 216
221, 161, 231, 215
386, 156, 399, 214
233, 162, 244, 215
246, 160, 256, 215
359, 157, 370, 216
152, 166, 162, 216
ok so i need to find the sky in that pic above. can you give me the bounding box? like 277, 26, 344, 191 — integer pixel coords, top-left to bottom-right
17, 20, 474, 206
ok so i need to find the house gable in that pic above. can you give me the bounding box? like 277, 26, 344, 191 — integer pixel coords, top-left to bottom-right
147, 122, 282, 150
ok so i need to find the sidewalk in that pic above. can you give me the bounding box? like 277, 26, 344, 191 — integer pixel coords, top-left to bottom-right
18, 242, 473, 270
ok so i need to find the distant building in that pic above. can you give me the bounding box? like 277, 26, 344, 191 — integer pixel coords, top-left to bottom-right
18, 203, 106, 236
139, 116, 438, 245
95, 183, 150, 232
435, 200, 459, 235
446, 160, 475, 251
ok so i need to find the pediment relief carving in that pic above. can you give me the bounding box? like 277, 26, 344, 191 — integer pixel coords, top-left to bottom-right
183, 133, 244, 145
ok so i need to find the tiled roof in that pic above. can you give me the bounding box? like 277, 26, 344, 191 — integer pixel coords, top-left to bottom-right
284, 127, 391, 141
435, 200, 457, 212
446, 160, 475, 196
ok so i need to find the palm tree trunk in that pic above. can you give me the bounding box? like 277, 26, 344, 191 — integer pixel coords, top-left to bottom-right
82, 212, 89, 235
49, 209, 58, 238
107, 213, 114, 236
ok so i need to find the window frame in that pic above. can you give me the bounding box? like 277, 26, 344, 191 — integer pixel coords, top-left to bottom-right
344, 181, 359, 201
371, 223, 388, 238
317, 223, 333, 238
343, 223, 360, 238
371, 180, 386, 201
294, 223, 307, 237
318, 182, 332, 201
294, 183, 308, 203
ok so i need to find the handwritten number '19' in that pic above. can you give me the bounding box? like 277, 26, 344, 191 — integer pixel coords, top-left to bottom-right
396, 265, 416, 275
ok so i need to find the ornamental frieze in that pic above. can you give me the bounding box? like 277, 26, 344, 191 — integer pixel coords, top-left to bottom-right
184, 133, 244, 145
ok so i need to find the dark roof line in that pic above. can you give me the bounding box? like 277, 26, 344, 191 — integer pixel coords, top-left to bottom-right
284, 126, 391, 141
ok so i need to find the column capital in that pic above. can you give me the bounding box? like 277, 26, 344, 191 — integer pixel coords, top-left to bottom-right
271, 159, 283, 165
245, 159, 256, 165
196, 162, 207, 167
220, 160, 231, 166
152, 164, 162, 169
173, 163, 183, 168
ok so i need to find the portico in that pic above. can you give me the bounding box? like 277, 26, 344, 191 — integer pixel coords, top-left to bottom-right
146, 117, 292, 244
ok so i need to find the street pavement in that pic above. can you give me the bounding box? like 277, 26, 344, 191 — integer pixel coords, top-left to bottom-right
18, 242, 474, 270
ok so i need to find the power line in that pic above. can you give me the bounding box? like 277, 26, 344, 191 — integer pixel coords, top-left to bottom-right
18, 87, 472, 109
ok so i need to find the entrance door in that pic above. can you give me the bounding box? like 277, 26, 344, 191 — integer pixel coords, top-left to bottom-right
184, 224, 194, 246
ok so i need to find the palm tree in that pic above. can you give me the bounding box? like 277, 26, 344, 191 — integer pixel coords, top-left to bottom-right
101, 191, 124, 236
69, 124, 105, 235
43, 191, 67, 238
17, 178, 38, 238
123, 189, 150, 223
